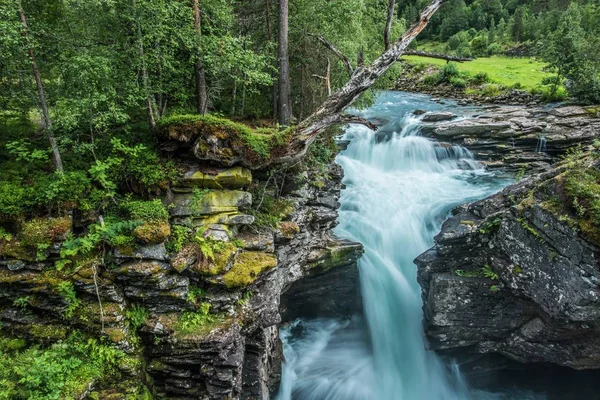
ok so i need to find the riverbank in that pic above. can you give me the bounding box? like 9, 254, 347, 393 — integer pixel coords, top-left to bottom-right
396, 56, 568, 106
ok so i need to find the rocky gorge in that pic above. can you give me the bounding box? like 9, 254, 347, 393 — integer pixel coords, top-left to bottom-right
415, 104, 600, 372
0, 118, 363, 399
2, 93, 600, 399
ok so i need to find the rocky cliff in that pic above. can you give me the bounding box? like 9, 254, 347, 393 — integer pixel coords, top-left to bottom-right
416, 154, 600, 369
418, 105, 600, 173
0, 121, 362, 399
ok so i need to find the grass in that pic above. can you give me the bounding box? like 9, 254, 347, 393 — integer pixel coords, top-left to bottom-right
402, 55, 557, 91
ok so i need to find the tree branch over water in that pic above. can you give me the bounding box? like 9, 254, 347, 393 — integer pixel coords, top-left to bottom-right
274, 0, 449, 165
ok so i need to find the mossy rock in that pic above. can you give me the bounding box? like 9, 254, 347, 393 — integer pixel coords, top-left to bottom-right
168, 190, 252, 217
307, 241, 363, 273
181, 166, 252, 189
19, 216, 71, 248
278, 221, 300, 238
193, 211, 255, 226
29, 323, 69, 341
216, 251, 277, 288
0, 238, 31, 260
157, 114, 290, 168
133, 222, 171, 244
191, 242, 238, 276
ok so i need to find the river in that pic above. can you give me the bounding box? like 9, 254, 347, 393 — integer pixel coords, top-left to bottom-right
275, 92, 581, 400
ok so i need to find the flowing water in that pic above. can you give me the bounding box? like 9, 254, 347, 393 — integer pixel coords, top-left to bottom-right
275, 92, 589, 400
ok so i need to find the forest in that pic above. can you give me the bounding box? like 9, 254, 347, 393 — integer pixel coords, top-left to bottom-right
1, 0, 600, 398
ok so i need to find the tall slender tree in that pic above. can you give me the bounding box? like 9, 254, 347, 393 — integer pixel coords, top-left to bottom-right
17, 0, 64, 173
278, 0, 291, 127
193, 0, 208, 114
384, 0, 396, 50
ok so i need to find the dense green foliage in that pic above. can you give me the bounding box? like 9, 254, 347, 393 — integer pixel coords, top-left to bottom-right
401, 0, 600, 103
0, 333, 127, 400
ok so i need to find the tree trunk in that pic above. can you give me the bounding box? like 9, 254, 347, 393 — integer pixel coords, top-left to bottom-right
18, 0, 64, 173
278, 0, 292, 127
193, 0, 208, 114
133, 0, 157, 131
266, 0, 278, 119
384, 0, 396, 50
277, 0, 448, 164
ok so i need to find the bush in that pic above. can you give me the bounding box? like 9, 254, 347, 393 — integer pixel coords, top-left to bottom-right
471, 72, 491, 85
438, 63, 460, 82
0, 333, 126, 400
535, 85, 569, 102
449, 77, 467, 88
30, 171, 92, 214
482, 83, 501, 97
487, 43, 503, 56
0, 181, 28, 218
470, 36, 488, 56
122, 199, 168, 223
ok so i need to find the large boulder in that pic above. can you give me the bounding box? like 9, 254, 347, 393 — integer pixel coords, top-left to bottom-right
416, 162, 600, 369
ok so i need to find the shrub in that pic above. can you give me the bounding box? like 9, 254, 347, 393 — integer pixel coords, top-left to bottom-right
0, 181, 29, 218
0, 333, 126, 400
438, 63, 460, 82
532, 85, 569, 102
449, 77, 467, 88
487, 43, 503, 56
122, 199, 168, 223
30, 171, 92, 214
470, 35, 488, 56
471, 72, 491, 85
482, 83, 501, 97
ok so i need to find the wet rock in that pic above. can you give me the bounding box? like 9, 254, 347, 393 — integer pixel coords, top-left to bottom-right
168, 190, 252, 217
416, 165, 600, 369
550, 106, 588, 118
114, 243, 168, 262
181, 166, 253, 189
421, 111, 457, 122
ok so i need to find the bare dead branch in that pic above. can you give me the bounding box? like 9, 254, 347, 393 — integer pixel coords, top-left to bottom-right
269, 0, 448, 166
310, 34, 354, 77
337, 114, 377, 131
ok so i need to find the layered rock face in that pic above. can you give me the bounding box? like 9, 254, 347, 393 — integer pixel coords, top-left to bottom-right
419, 105, 600, 173
416, 161, 600, 369
0, 130, 362, 399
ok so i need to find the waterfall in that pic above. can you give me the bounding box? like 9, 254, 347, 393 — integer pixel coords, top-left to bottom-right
276, 92, 541, 400
536, 135, 547, 153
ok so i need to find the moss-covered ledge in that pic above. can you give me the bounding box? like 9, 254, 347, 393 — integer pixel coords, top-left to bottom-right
157, 115, 292, 168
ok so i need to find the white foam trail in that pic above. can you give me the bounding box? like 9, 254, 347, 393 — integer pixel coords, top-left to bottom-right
277, 92, 543, 400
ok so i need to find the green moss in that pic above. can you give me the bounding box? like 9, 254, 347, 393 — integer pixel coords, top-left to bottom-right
308, 245, 360, 272
133, 221, 171, 244
122, 199, 169, 223
195, 242, 238, 276
517, 217, 543, 241
104, 327, 127, 344
219, 251, 277, 288
0, 337, 27, 352
279, 221, 300, 238
158, 114, 290, 163
29, 324, 69, 340
183, 167, 252, 189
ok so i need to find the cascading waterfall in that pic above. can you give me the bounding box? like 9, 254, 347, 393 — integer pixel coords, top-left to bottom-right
536, 135, 547, 153
276, 92, 541, 400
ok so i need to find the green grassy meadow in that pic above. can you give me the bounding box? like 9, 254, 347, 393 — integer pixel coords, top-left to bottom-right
402, 55, 555, 91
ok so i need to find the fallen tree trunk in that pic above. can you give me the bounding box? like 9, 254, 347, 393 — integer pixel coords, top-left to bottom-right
401, 50, 473, 62
275, 0, 448, 165
158, 0, 448, 170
